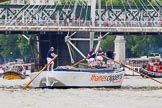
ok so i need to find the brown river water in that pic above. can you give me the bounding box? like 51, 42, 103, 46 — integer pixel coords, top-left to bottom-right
0, 76, 162, 108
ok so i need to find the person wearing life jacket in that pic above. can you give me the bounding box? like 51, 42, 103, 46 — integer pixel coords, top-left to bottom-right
153, 59, 159, 72
148, 59, 159, 72
147, 62, 153, 72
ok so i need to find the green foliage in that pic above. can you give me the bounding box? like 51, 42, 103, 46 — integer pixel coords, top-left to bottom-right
0, 34, 33, 63
101, 36, 115, 51
0, 34, 20, 58
103, 0, 162, 6
17, 35, 33, 62
60, 0, 76, 5
101, 35, 162, 58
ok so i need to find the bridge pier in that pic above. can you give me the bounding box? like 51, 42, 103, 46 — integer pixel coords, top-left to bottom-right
114, 36, 126, 63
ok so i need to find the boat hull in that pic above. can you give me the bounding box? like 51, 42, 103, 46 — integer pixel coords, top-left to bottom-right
29, 68, 124, 88
140, 68, 162, 78
3, 71, 26, 80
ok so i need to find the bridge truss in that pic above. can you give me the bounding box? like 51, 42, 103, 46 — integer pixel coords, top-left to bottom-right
0, 5, 162, 33
1, 0, 162, 64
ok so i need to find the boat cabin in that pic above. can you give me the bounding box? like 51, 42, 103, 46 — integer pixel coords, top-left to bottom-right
148, 53, 161, 59
5, 63, 31, 75
7, 64, 26, 75
147, 58, 162, 72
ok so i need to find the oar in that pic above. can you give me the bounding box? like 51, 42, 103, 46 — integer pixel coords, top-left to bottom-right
102, 55, 162, 85
22, 55, 58, 90
71, 56, 90, 67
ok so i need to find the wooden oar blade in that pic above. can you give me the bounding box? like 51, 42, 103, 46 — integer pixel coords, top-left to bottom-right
71, 56, 89, 67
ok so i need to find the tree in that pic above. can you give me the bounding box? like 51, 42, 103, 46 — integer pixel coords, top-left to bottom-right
101, 35, 162, 58
0, 34, 33, 63
101, 36, 115, 51
17, 35, 33, 62
0, 34, 20, 58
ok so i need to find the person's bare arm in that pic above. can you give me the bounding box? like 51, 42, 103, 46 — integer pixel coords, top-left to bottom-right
51, 53, 56, 58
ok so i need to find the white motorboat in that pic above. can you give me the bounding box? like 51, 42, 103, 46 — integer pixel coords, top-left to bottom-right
29, 66, 125, 88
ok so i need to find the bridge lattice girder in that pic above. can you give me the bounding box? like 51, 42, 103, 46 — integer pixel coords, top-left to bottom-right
0, 5, 161, 34
0, 5, 161, 24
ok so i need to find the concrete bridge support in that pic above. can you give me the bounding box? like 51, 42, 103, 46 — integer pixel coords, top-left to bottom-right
114, 36, 126, 63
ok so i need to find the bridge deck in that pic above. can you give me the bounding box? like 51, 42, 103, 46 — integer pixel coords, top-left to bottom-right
0, 20, 162, 35
1, 26, 162, 32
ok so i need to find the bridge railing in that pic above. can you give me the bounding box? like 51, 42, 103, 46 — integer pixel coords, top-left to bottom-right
0, 19, 162, 28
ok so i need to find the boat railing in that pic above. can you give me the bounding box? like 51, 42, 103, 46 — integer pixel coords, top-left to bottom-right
54, 66, 115, 73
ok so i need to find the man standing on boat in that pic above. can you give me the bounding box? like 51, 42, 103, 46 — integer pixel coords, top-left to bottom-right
87, 48, 96, 67
96, 47, 104, 66
46, 47, 56, 71
106, 48, 115, 68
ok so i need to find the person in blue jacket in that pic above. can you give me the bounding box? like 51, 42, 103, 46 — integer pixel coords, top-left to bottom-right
106, 48, 115, 68
46, 47, 56, 71
87, 48, 96, 67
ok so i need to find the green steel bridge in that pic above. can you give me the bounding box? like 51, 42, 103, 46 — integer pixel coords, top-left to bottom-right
1, 0, 162, 70
0, 5, 162, 35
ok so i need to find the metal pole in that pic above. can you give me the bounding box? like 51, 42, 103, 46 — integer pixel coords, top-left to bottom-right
68, 40, 86, 58
36, 35, 40, 64
89, 0, 96, 49
95, 32, 102, 53
98, 0, 101, 27
66, 43, 74, 63
72, 0, 79, 20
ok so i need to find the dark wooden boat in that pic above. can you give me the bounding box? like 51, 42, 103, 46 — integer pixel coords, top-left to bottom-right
140, 68, 162, 78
